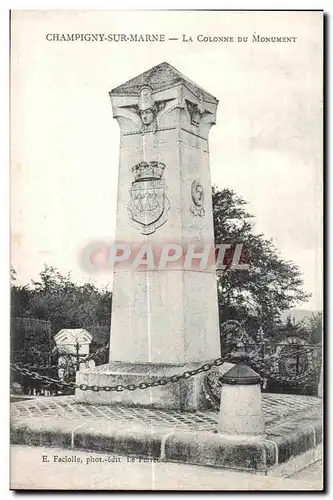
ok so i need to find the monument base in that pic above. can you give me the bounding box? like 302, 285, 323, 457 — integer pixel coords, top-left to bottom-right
11, 394, 323, 476
75, 361, 215, 411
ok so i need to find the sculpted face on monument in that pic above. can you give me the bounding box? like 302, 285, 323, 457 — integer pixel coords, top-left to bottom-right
192, 183, 204, 206
137, 86, 158, 132
190, 180, 205, 217
140, 108, 155, 126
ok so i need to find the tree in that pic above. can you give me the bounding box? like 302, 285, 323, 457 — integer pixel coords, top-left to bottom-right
11, 186, 311, 352
213, 187, 310, 335
26, 265, 112, 335
299, 312, 323, 344
11, 265, 34, 319
10, 265, 112, 370
10, 266, 17, 282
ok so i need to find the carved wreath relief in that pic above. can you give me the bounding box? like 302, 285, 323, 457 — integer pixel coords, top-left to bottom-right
190, 180, 205, 218
128, 161, 170, 235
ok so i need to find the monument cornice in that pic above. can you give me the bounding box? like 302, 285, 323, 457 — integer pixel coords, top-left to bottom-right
109, 61, 218, 105
110, 76, 217, 139
110, 81, 218, 106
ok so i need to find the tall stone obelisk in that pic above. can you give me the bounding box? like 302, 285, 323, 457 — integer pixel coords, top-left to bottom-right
76, 62, 220, 410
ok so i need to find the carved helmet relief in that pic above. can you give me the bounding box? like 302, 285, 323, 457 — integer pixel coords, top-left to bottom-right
136, 85, 167, 134
138, 86, 157, 131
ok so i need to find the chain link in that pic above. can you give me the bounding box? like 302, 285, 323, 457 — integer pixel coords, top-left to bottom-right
248, 354, 322, 385
11, 356, 228, 392
14, 341, 320, 371
11, 341, 322, 391
12, 343, 111, 371
79, 343, 110, 364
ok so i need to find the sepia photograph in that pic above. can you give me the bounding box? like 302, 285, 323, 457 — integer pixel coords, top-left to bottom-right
10, 9, 323, 491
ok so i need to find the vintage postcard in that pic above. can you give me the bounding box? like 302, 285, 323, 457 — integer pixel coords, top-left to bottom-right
10, 10, 323, 491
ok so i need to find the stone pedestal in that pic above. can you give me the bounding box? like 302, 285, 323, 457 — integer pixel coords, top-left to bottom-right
76, 362, 212, 411
76, 62, 220, 410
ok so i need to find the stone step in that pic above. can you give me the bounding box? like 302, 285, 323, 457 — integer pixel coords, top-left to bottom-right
11, 403, 323, 475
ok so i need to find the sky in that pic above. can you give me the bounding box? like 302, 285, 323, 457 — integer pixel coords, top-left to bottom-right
11, 10, 323, 310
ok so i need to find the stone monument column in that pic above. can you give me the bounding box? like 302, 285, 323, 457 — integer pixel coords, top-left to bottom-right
76, 62, 221, 410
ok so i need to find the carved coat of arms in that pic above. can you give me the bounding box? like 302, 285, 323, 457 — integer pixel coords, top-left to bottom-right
128, 161, 170, 235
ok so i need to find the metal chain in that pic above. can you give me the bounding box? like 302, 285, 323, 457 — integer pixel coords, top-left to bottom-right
79, 343, 110, 364
12, 343, 111, 371
11, 356, 227, 392
251, 358, 322, 385
11, 338, 322, 391
13, 341, 320, 371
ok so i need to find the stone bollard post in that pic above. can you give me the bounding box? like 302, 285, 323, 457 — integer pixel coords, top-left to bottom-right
218, 342, 265, 438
